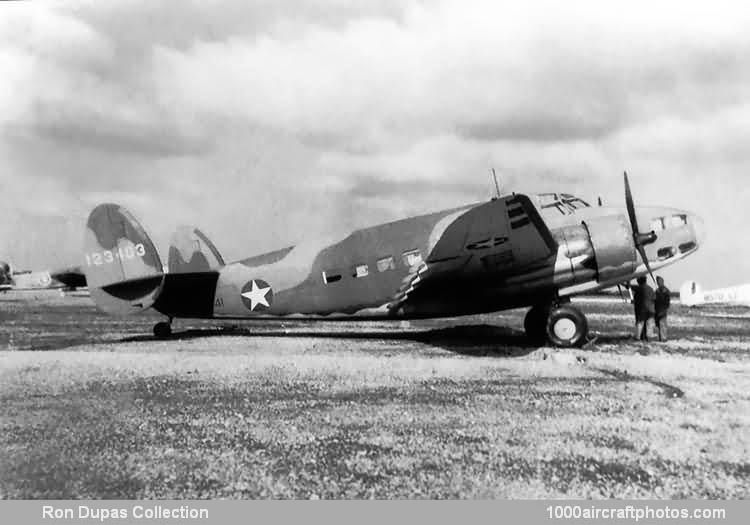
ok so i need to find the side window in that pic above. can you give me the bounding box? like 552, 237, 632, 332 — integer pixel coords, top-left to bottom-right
352, 264, 369, 278
322, 269, 343, 284
376, 256, 395, 272
657, 247, 675, 260
402, 249, 423, 268
669, 214, 687, 228
650, 217, 665, 232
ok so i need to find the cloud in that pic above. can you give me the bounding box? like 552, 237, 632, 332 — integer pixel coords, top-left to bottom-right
25, 99, 210, 157
0, 3, 209, 158
71, 0, 407, 52
152, 0, 750, 152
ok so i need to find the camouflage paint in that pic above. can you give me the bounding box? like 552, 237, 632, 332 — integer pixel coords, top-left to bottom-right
81, 197, 701, 320
82, 203, 164, 315
168, 226, 225, 274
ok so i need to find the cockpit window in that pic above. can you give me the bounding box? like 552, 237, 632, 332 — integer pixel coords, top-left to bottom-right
538, 193, 591, 214
560, 194, 590, 209
566, 198, 588, 210
538, 193, 559, 207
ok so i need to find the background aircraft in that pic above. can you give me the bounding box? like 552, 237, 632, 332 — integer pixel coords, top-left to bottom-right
680, 280, 750, 307
0, 259, 86, 293
0, 261, 12, 292
81, 174, 701, 347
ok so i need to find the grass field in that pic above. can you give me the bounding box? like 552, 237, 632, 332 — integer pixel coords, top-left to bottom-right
1, 292, 749, 498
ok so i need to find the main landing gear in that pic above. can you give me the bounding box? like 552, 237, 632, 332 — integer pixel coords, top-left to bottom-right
153, 318, 173, 339
524, 302, 588, 348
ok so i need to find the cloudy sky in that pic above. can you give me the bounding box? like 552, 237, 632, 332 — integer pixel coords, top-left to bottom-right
1, 0, 749, 288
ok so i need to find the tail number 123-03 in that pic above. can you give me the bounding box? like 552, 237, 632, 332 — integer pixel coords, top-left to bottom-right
85, 243, 146, 266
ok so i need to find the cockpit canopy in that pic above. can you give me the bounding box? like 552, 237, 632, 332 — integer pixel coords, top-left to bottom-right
535, 193, 591, 215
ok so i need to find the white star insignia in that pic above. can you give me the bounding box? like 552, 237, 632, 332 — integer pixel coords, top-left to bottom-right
241, 280, 271, 310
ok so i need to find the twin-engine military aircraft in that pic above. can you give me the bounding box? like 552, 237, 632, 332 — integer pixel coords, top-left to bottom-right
0, 260, 85, 293
82, 174, 701, 347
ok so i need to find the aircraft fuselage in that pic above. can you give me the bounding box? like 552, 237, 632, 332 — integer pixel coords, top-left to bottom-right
149, 196, 700, 320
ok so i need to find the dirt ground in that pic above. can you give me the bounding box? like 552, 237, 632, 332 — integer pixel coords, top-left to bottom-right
1, 291, 749, 498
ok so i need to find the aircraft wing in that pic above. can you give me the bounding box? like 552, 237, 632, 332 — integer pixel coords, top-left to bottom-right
388, 194, 558, 315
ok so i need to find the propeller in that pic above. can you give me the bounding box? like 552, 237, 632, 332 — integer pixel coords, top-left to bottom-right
624, 172, 657, 284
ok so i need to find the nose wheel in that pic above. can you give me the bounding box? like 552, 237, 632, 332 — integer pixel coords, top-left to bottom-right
153, 319, 172, 339
525, 303, 588, 348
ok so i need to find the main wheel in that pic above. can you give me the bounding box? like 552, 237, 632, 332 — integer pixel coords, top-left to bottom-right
524, 304, 551, 343
153, 321, 172, 339
546, 305, 588, 348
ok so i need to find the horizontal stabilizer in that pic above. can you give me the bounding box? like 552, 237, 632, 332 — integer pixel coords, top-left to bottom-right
83, 203, 164, 315
168, 226, 225, 274
50, 267, 87, 289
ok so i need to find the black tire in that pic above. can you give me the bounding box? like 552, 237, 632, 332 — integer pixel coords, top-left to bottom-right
524, 304, 550, 343
153, 321, 172, 339
546, 305, 588, 348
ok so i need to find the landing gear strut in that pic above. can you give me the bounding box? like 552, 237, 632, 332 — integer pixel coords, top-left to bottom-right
153, 318, 172, 339
524, 302, 588, 348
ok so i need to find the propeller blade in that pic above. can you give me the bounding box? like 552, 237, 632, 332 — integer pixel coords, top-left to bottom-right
624, 171, 640, 236
637, 244, 657, 285
624, 171, 657, 285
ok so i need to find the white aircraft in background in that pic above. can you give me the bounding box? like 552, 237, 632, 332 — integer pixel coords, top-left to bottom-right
679, 280, 750, 307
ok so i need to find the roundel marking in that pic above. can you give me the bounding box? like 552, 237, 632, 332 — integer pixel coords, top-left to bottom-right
240, 279, 273, 311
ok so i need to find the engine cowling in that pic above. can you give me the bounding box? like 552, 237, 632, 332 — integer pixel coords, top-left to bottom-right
582, 214, 637, 283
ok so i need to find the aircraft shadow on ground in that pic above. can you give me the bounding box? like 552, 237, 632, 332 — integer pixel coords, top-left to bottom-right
120, 324, 540, 357
586, 333, 667, 348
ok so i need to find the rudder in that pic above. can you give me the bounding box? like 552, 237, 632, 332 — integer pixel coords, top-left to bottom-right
83, 203, 164, 315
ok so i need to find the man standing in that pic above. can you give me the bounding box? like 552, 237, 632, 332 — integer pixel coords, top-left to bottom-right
654, 276, 671, 342
632, 276, 655, 341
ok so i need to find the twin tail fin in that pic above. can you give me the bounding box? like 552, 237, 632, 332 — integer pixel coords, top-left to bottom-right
83, 204, 225, 316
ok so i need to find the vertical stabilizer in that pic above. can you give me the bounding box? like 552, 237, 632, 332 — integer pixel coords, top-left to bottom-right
83, 203, 164, 315
168, 226, 225, 274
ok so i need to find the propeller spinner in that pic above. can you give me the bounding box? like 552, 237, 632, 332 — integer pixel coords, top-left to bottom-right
623, 172, 657, 284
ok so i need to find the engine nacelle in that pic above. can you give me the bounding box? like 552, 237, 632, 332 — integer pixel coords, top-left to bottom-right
582, 214, 637, 283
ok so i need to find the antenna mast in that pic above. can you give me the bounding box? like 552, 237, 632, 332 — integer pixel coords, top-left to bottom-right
490, 168, 501, 200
